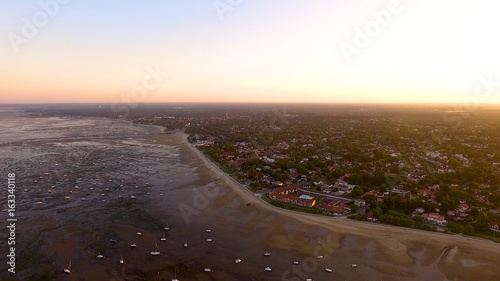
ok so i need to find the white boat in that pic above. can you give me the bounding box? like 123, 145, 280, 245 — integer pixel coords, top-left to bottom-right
324, 260, 333, 272
351, 264, 357, 268
317, 255, 324, 259
150, 241, 161, 256
63, 260, 72, 274
136, 232, 143, 236
97, 252, 104, 259
293, 261, 299, 265
235, 259, 242, 264
204, 262, 211, 272
306, 279, 313, 281
130, 195, 136, 199
164, 223, 170, 231
206, 238, 213, 242
206, 229, 212, 233
183, 240, 188, 248
119, 254, 124, 264
264, 252, 271, 256
264, 266, 272, 272
130, 244, 137, 248
160, 235, 167, 242
172, 270, 179, 281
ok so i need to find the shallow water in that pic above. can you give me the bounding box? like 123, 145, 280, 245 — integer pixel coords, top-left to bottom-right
0, 114, 498, 281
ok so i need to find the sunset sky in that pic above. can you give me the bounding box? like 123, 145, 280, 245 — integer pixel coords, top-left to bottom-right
1, 0, 500, 104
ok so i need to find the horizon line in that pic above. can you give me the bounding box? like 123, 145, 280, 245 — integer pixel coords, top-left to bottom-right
3, 101, 500, 106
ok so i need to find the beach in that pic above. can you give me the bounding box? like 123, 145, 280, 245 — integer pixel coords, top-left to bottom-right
1, 115, 499, 281
172, 132, 500, 281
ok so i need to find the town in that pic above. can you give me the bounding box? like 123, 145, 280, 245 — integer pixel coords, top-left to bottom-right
37, 103, 500, 241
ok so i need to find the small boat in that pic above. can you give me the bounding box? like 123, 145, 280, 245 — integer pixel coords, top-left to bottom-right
119, 254, 124, 264
164, 223, 170, 231
172, 270, 179, 281
264, 266, 272, 272
317, 255, 324, 259
235, 259, 242, 264
206, 229, 212, 233
325, 262, 333, 273
204, 262, 211, 272
351, 264, 357, 268
183, 240, 188, 248
130, 244, 137, 248
306, 279, 313, 281
160, 235, 167, 242
206, 238, 213, 242
130, 195, 136, 199
264, 252, 271, 256
63, 260, 72, 274
293, 261, 299, 265
110, 239, 117, 243
137, 232, 143, 236
97, 252, 104, 259
150, 241, 161, 256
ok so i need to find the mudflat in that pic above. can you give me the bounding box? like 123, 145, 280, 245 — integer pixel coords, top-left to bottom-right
1, 115, 498, 281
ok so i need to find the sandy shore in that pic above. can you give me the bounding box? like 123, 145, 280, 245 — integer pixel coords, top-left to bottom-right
177, 133, 500, 280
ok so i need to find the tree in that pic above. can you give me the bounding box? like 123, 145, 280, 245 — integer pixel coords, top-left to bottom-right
350, 203, 360, 214
446, 222, 462, 233
349, 186, 364, 198
474, 211, 489, 232
372, 207, 383, 217
463, 224, 475, 235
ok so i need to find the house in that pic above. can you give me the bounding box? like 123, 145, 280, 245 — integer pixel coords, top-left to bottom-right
354, 199, 366, 207
301, 182, 312, 189
367, 213, 378, 222
414, 207, 425, 214
390, 185, 409, 195
457, 204, 470, 213
489, 222, 500, 232
417, 189, 433, 197
422, 213, 448, 226
317, 199, 350, 215
269, 186, 316, 207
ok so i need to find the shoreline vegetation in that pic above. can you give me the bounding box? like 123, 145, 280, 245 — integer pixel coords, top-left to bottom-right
179, 133, 500, 248
187, 133, 500, 243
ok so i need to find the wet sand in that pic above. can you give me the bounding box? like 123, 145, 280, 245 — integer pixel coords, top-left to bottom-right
171, 132, 500, 281
0, 115, 499, 281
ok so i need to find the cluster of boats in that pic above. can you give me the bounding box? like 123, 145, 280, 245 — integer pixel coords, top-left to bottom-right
63, 225, 218, 280
262, 253, 357, 275
63, 224, 357, 279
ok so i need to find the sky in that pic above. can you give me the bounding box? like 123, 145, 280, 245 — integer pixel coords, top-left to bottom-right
1, 0, 500, 104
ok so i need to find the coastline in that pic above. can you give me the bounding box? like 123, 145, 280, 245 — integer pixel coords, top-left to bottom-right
177, 133, 500, 269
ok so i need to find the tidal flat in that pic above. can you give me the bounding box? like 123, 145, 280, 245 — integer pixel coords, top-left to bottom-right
0, 113, 499, 281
